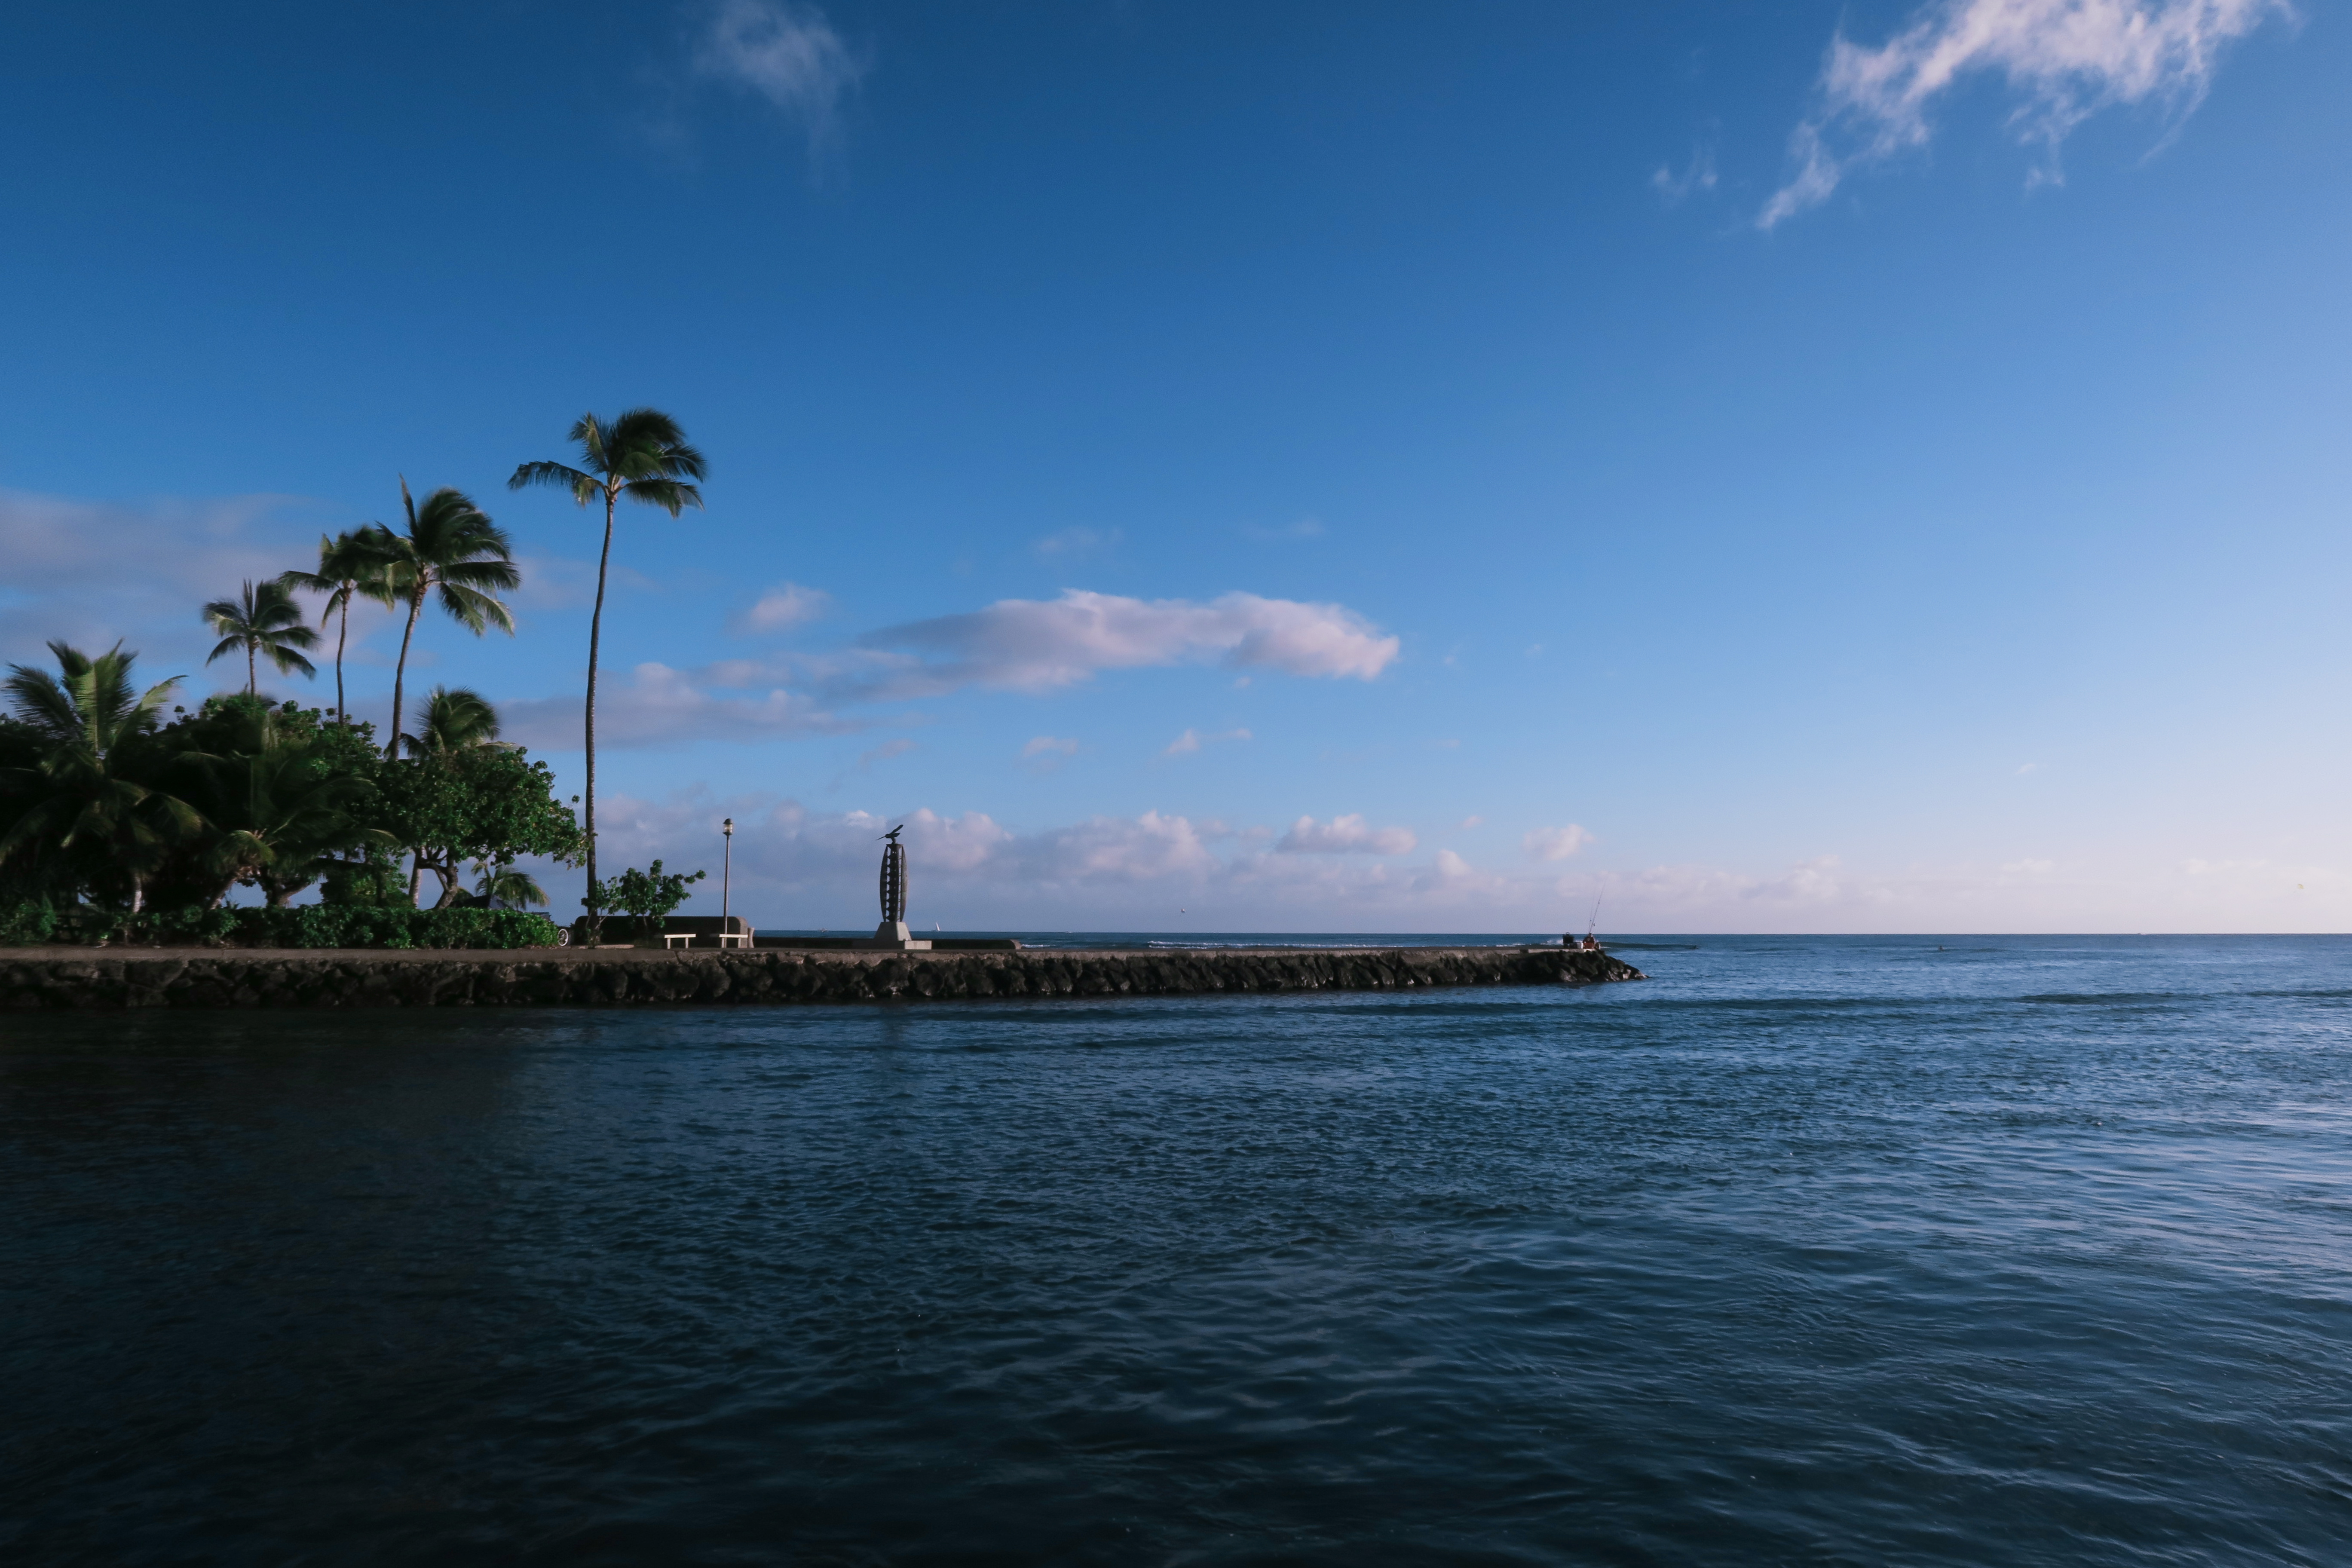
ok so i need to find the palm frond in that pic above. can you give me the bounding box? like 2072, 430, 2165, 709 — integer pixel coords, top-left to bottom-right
3, 664, 78, 741
263, 644, 319, 679
508, 459, 597, 505
205, 636, 247, 667
45, 640, 93, 680
608, 409, 707, 479
407, 685, 504, 755
621, 478, 705, 517
437, 556, 523, 593
569, 413, 607, 472
435, 583, 517, 636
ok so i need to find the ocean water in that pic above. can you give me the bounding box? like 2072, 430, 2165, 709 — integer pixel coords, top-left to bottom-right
759, 931, 1578, 949
3, 934, 2348, 1565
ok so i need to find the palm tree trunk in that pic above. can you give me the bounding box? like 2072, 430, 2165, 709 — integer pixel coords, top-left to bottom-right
334, 593, 351, 725
387, 588, 425, 761
247, 641, 257, 698
583, 485, 616, 944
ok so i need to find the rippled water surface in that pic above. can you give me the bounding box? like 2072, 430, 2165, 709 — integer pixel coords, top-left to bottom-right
6, 935, 2351, 1565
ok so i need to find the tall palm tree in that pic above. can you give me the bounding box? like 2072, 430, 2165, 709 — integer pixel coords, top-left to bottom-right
0, 642, 197, 912
278, 526, 398, 727
202, 580, 320, 697
404, 685, 507, 758
379, 480, 521, 762
509, 410, 706, 941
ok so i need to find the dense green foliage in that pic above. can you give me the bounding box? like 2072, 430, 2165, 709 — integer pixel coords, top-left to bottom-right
0, 901, 560, 949
0, 644, 581, 947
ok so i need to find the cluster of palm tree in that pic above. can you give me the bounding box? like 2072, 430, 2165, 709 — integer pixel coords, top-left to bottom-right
2, 408, 705, 934
202, 477, 523, 760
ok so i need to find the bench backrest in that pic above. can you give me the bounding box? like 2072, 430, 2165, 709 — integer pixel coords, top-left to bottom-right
568, 914, 750, 942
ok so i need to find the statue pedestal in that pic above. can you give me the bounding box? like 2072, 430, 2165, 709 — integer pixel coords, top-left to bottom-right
854, 921, 932, 951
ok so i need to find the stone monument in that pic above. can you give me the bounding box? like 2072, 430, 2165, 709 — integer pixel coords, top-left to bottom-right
858, 825, 932, 950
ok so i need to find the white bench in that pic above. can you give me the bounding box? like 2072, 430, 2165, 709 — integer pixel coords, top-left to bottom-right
664, 929, 751, 949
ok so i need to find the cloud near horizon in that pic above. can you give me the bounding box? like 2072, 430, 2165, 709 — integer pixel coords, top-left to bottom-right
573, 793, 1512, 926
1762, 0, 2288, 228
521, 790, 2347, 933
1277, 814, 1418, 855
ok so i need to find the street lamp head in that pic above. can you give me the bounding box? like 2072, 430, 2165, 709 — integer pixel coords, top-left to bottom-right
723, 818, 734, 836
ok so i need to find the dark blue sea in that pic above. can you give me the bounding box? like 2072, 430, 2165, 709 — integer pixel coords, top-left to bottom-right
4, 934, 2349, 1565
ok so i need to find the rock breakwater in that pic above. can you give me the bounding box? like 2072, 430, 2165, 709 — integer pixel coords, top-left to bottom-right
0, 944, 1643, 1011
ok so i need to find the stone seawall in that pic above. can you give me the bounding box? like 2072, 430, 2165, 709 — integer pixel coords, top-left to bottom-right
0, 944, 1644, 1011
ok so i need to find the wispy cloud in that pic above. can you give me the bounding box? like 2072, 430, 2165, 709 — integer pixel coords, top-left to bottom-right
1240, 517, 1327, 544
1277, 814, 1418, 855
486, 584, 1395, 750
1162, 726, 1251, 758
1651, 137, 1719, 205
735, 581, 831, 634
1762, 0, 2288, 228
1022, 735, 1080, 760
0, 487, 363, 680
1522, 824, 1592, 862
825, 735, 916, 790
696, 0, 863, 160
852, 589, 1400, 698
499, 661, 860, 750
1032, 526, 1121, 559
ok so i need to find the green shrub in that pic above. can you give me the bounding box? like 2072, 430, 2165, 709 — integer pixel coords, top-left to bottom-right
123, 906, 243, 947
49, 904, 563, 951
0, 900, 59, 946
241, 905, 560, 950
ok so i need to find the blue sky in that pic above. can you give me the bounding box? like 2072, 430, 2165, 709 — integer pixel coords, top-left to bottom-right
3, 0, 2345, 932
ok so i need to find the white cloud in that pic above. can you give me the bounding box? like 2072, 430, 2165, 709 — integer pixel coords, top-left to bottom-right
1762, 0, 2288, 228
1459, 815, 1484, 829
735, 582, 830, 634
499, 661, 858, 750
1022, 735, 1080, 759
1277, 814, 1418, 855
1522, 824, 1592, 862
697, 0, 862, 154
1163, 726, 1251, 757
853, 589, 1400, 698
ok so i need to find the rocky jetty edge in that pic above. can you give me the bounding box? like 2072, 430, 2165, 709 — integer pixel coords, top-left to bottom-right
0, 943, 1644, 1011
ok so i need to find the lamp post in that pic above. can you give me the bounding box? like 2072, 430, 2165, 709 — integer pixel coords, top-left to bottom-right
721, 818, 734, 935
